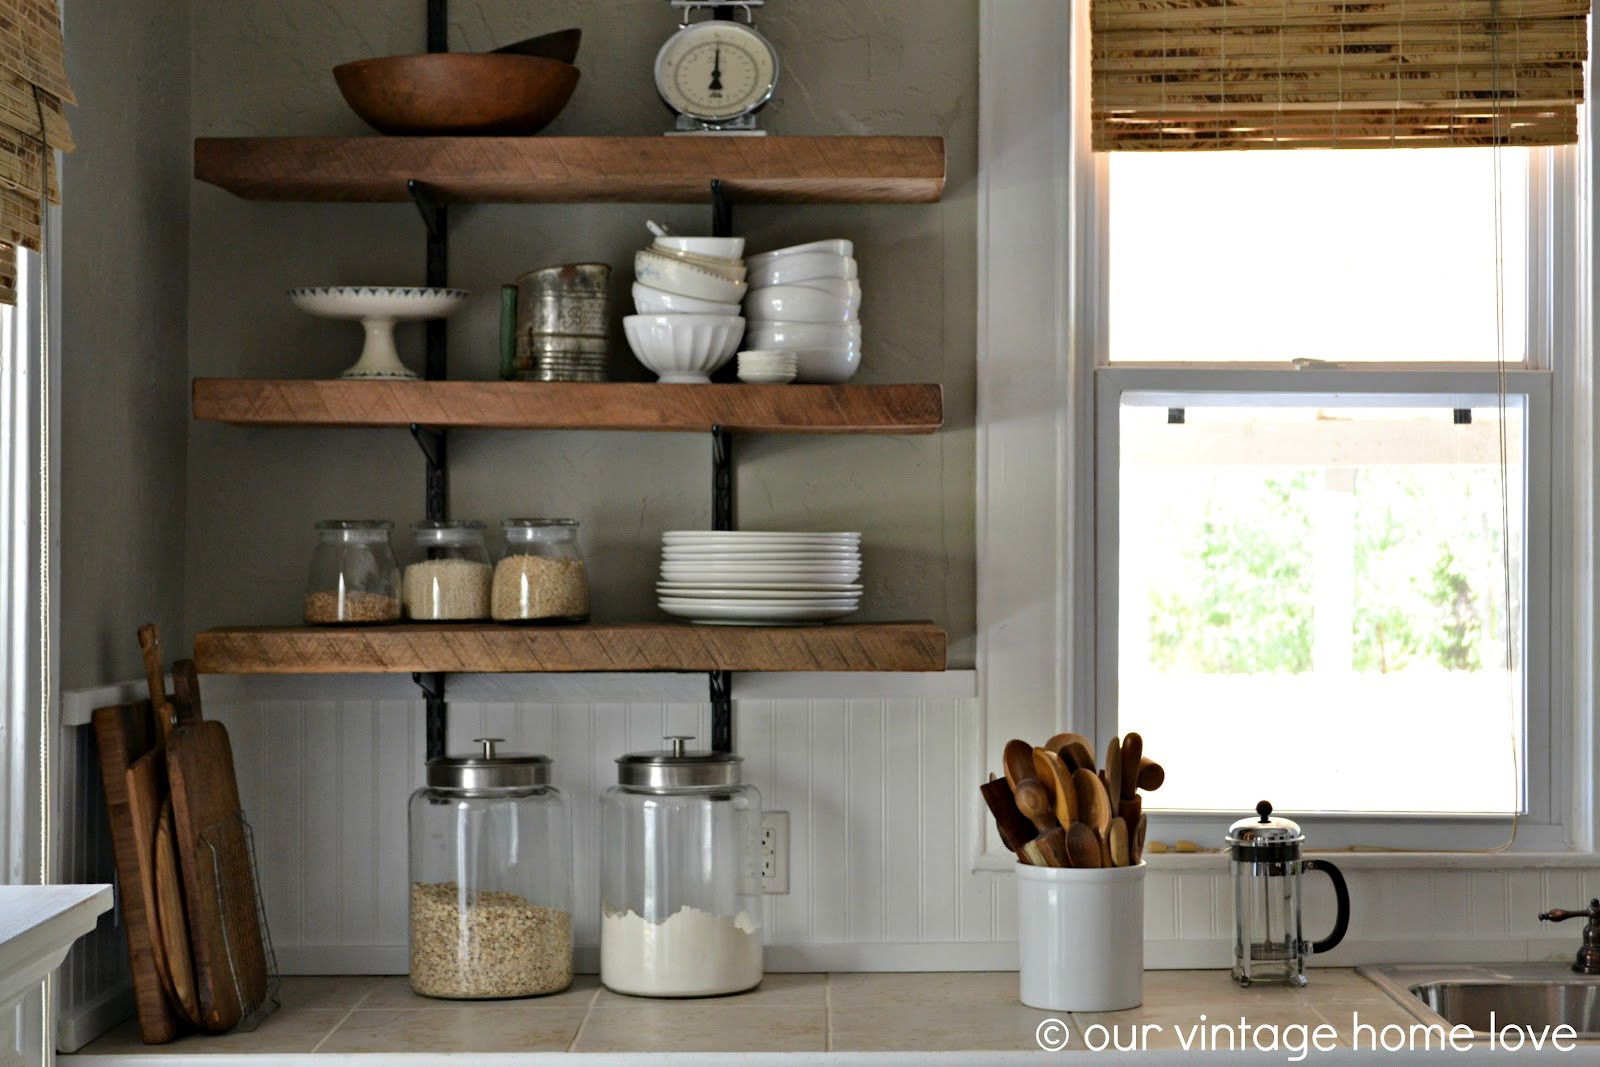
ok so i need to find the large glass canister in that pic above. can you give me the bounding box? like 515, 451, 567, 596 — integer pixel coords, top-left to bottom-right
304, 519, 402, 624
404, 520, 492, 620
1226, 801, 1350, 987
490, 518, 590, 622
599, 736, 763, 997
408, 738, 573, 999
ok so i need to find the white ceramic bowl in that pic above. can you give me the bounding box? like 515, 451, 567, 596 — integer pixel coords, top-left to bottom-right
748, 253, 857, 289
652, 235, 746, 260
746, 239, 853, 269
787, 277, 862, 301
632, 282, 741, 316
623, 313, 745, 383
792, 346, 862, 384
745, 284, 859, 323
745, 320, 862, 350
648, 244, 748, 282
634, 250, 747, 304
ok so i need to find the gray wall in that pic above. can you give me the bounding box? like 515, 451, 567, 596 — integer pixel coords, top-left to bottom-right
175, 0, 975, 664
60, 0, 192, 689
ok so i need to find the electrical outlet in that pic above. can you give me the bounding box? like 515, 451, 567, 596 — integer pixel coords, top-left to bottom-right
760, 810, 789, 894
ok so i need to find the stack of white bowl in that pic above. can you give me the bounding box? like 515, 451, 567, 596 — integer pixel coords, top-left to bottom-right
743, 240, 861, 384
626, 234, 748, 383
656, 530, 863, 625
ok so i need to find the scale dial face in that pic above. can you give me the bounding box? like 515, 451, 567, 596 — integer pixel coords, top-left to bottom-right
654, 19, 778, 122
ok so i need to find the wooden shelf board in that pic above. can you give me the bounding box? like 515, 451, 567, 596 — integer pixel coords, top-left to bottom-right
193, 622, 947, 675
192, 379, 942, 434
194, 135, 946, 204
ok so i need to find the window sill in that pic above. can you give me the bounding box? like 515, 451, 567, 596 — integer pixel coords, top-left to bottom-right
973, 847, 1600, 873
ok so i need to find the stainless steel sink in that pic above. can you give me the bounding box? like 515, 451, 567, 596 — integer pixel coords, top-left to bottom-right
1362, 964, 1600, 1037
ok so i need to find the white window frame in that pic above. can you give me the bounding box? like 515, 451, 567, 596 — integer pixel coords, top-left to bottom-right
975, 0, 1597, 861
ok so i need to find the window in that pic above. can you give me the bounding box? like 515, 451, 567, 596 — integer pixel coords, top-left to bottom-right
1091, 109, 1570, 848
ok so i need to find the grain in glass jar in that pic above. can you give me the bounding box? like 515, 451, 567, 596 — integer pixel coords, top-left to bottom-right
304, 519, 401, 624
404, 520, 492, 620
491, 518, 589, 622
409, 739, 573, 998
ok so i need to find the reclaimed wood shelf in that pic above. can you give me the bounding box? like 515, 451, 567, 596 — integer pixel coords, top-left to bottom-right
193, 622, 947, 675
192, 379, 942, 434
194, 135, 946, 204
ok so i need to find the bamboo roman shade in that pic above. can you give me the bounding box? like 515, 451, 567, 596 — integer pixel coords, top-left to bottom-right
0, 0, 72, 303
1091, 0, 1592, 151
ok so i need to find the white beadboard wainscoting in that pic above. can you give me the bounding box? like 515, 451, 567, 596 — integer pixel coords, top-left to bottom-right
53, 676, 1600, 1049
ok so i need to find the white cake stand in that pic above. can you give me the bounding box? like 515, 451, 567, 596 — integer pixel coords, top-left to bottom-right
289, 286, 468, 379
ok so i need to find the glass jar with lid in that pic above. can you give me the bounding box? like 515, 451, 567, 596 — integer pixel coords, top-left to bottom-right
304, 519, 401, 624
599, 736, 763, 997
490, 518, 589, 623
404, 520, 492, 620
408, 738, 573, 999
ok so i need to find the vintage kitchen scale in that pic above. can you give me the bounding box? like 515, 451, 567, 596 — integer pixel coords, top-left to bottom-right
655, 1, 779, 134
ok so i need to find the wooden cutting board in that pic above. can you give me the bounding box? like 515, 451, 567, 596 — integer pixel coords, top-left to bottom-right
91, 701, 182, 1044
165, 718, 268, 1032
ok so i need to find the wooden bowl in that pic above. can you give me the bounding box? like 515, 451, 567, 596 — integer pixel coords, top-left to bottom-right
333, 53, 580, 136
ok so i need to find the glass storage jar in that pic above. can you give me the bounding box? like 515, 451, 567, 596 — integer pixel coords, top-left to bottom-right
491, 518, 589, 622
599, 736, 763, 997
304, 519, 402, 624
408, 738, 573, 999
404, 520, 492, 620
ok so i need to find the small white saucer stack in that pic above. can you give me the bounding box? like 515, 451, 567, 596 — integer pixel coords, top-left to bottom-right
736, 349, 798, 384
657, 531, 862, 625
742, 239, 861, 384
625, 229, 747, 383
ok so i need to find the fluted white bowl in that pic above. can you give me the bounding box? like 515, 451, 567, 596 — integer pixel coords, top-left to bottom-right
623, 313, 745, 383
632, 282, 741, 316
748, 253, 857, 289
745, 284, 860, 323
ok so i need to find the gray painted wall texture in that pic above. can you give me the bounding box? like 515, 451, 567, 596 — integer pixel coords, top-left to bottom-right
60, 1, 192, 689
77, 0, 975, 676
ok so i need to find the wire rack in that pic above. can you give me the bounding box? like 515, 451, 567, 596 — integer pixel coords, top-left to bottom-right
200, 809, 281, 1032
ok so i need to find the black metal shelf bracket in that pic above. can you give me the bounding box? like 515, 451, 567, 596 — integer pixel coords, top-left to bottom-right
708, 425, 735, 751
413, 671, 448, 763
710, 670, 733, 753
711, 178, 733, 239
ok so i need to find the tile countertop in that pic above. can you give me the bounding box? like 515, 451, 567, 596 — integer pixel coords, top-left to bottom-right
63, 969, 1590, 1065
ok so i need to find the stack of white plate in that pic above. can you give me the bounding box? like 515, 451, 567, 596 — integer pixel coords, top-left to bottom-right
657, 531, 862, 625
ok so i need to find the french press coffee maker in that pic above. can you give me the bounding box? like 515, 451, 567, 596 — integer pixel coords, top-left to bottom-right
1226, 801, 1350, 987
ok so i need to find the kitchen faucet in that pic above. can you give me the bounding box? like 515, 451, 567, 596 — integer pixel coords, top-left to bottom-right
1538, 898, 1600, 975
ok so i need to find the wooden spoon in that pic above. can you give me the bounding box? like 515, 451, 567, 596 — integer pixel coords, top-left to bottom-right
1035, 826, 1069, 867
1061, 739, 1097, 774
1137, 756, 1165, 791
1109, 816, 1130, 867
1119, 732, 1143, 800
980, 778, 1037, 853
1045, 731, 1091, 756
1038, 750, 1078, 827
1072, 767, 1111, 835
1104, 735, 1123, 809
1003, 739, 1035, 792
1117, 794, 1142, 828
1066, 821, 1102, 868
1030, 747, 1058, 805
1133, 811, 1148, 864
1014, 779, 1058, 833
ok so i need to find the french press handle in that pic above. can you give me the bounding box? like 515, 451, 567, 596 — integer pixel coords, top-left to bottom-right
1302, 858, 1350, 956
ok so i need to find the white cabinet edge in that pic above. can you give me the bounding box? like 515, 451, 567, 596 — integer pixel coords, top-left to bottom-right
0, 884, 113, 1008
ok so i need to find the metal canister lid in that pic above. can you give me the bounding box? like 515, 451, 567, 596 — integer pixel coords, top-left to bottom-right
616, 735, 741, 793
1225, 800, 1304, 859
427, 737, 551, 793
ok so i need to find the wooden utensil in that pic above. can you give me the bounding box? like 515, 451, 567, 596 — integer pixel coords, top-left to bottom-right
1038, 749, 1078, 827
1003, 738, 1035, 792
1034, 826, 1070, 867
1109, 816, 1130, 867
1071, 767, 1111, 834
1013, 778, 1057, 834
1133, 812, 1148, 864
1119, 732, 1143, 800
980, 778, 1037, 854
1104, 735, 1122, 809
1066, 821, 1102, 868
92, 701, 181, 1043
1137, 756, 1165, 791
1020, 837, 1048, 866
154, 799, 199, 1023
167, 716, 270, 1033
1061, 738, 1096, 774
137, 623, 174, 730
1044, 731, 1091, 756
1117, 794, 1142, 829
171, 658, 204, 722
491, 26, 582, 63
1030, 747, 1059, 805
